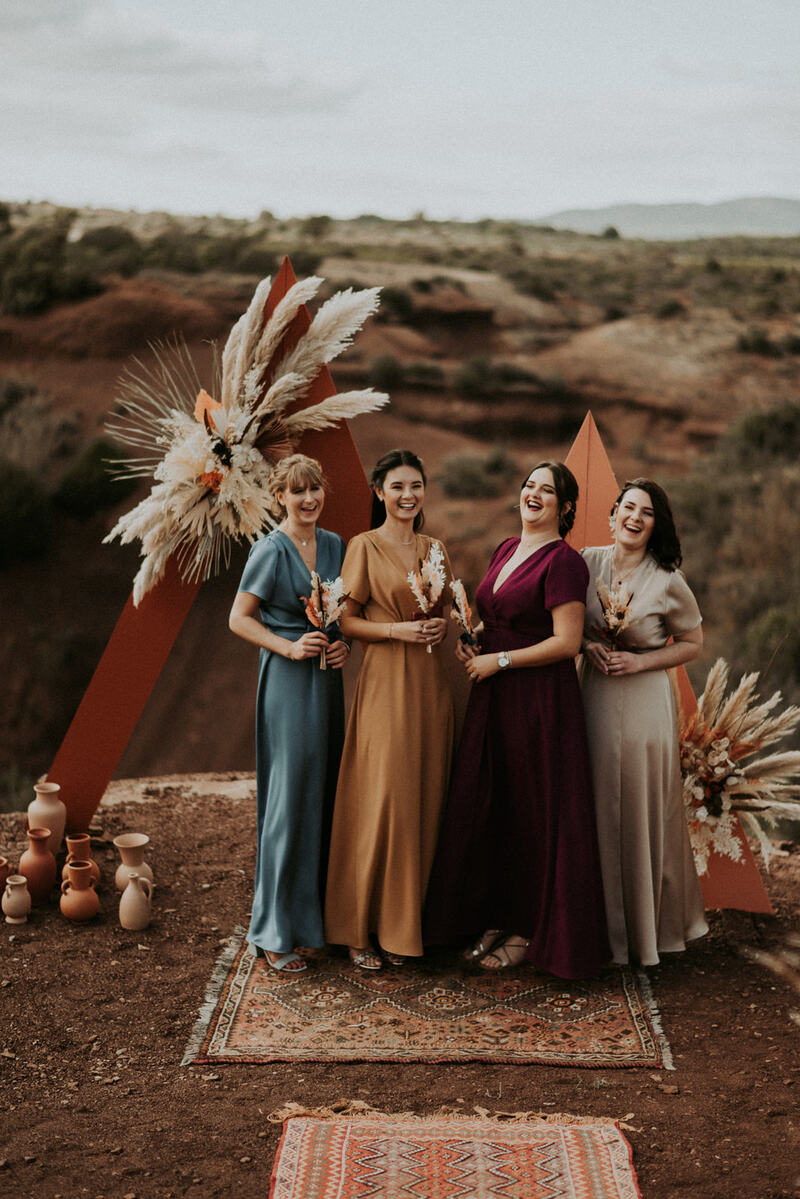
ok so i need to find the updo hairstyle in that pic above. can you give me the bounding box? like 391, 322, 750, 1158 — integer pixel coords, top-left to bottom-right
523, 460, 579, 538
369, 448, 427, 531
268, 453, 327, 520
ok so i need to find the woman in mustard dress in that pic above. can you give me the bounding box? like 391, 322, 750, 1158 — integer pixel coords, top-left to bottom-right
325, 450, 454, 970
581, 478, 708, 967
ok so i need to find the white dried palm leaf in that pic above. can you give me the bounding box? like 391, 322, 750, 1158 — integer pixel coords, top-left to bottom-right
695, 658, 730, 726
275, 287, 381, 386
246, 371, 308, 423
737, 700, 800, 751
284, 388, 390, 433
738, 810, 777, 868
252, 276, 323, 378
222, 276, 272, 406
739, 750, 800, 780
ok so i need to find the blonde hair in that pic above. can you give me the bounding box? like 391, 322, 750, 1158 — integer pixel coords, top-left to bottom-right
268, 453, 327, 519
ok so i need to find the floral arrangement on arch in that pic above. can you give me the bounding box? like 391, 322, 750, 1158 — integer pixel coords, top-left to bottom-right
680, 658, 800, 875
105, 273, 388, 604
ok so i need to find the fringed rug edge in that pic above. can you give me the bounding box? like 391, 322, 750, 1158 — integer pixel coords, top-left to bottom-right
181, 924, 247, 1065
636, 969, 674, 1070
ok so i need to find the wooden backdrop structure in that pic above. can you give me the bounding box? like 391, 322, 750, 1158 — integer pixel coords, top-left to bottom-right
48, 258, 373, 832
565, 412, 772, 913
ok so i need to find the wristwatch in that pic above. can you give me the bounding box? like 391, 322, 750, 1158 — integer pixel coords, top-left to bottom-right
497, 651, 512, 670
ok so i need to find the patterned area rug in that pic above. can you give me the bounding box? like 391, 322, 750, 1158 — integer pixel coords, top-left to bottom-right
183, 928, 671, 1067
269, 1115, 642, 1199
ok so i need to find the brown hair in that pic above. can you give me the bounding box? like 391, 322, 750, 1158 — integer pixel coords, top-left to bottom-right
612, 478, 682, 570
523, 460, 579, 538
268, 453, 327, 519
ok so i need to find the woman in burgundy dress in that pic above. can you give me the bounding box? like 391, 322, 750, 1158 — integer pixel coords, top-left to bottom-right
424, 462, 610, 978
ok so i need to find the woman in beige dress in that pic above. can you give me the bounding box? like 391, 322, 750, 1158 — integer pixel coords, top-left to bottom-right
325, 450, 454, 970
581, 478, 708, 967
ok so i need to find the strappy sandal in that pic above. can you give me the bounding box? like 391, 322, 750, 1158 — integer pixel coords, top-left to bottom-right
462, 929, 505, 963
349, 947, 382, 971
380, 946, 406, 967
254, 947, 308, 974
479, 935, 531, 971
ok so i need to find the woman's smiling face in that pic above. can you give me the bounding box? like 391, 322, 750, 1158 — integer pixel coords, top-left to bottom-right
519, 467, 561, 535
375, 465, 425, 524
613, 487, 655, 551
278, 478, 325, 529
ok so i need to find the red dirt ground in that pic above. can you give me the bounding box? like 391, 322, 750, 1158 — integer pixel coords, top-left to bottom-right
1, 777, 798, 1199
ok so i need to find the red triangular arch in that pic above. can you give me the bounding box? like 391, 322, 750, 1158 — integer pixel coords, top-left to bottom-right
48, 258, 372, 831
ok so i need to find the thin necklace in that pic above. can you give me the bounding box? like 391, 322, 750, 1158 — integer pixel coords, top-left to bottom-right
285, 528, 313, 547
379, 528, 416, 546
611, 551, 642, 585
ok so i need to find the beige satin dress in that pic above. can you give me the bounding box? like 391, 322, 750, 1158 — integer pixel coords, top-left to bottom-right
324, 531, 455, 957
580, 546, 708, 966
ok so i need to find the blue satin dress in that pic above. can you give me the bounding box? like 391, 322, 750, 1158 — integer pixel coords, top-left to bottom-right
238, 528, 346, 953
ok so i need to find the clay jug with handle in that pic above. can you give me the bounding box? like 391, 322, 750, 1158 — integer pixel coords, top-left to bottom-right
62, 834, 101, 886
2, 875, 31, 924
119, 872, 153, 931
60, 861, 100, 922
114, 833, 153, 891
27, 782, 67, 856
19, 827, 57, 905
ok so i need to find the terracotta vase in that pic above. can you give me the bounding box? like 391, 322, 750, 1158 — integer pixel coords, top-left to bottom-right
119, 872, 153, 931
19, 827, 57, 905
2, 875, 31, 924
113, 833, 153, 892
60, 860, 100, 922
0, 856, 11, 892
61, 835, 101, 886
27, 782, 67, 856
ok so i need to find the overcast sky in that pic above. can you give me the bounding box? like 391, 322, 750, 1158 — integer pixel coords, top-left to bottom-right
2, 0, 799, 221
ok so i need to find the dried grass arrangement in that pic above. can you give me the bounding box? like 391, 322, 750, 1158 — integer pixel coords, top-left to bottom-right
105, 275, 388, 604
680, 658, 800, 874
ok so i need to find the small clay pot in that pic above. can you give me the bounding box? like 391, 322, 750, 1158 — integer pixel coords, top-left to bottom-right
60, 860, 100, 922
114, 833, 153, 892
19, 827, 57, 905
2, 875, 31, 924
27, 782, 67, 856
119, 872, 153, 931
62, 834, 101, 886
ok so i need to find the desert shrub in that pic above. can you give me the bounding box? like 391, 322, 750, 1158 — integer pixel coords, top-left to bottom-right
0, 459, 53, 566
604, 305, 627, 322
455, 356, 537, 397
719, 400, 800, 467
601, 225, 621, 239
406, 361, 444, 386
0, 764, 35, 814
234, 245, 278, 275
439, 448, 516, 498
0, 217, 103, 315
300, 214, 332, 240
0, 203, 12, 239
377, 287, 414, 323
53, 438, 137, 520
779, 332, 800, 354
77, 226, 143, 276
144, 229, 203, 272
656, 298, 686, 318
736, 326, 781, 356
368, 355, 405, 390
0, 378, 81, 468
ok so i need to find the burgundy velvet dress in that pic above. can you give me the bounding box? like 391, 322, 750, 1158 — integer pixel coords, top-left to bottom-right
424, 538, 610, 979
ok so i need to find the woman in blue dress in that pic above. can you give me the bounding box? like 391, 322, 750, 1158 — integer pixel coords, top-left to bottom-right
229, 454, 347, 973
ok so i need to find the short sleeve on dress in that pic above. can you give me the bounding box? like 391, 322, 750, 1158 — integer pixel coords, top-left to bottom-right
341, 534, 371, 607
664, 569, 702, 635
238, 535, 279, 603
544, 544, 590, 610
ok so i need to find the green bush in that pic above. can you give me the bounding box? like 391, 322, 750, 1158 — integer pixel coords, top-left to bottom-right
656, 298, 687, 318
439, 448, 516, 498
143, 228, 203, 272
53, 438, 137, 520
736, 326, 781, 356
0, 459, 53, 566
455, 356, 537, 397
377, 287, 414, 323
77, 226, 143, 276
0, 217, 103, 315
368, 355, 405, 390
300, 215, 332, 240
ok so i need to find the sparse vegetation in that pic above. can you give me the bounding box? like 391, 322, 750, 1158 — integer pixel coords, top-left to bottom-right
439, 448, 517, 498
455, 356, 538, 398
0, 216, 103, 314
0, 459, 53, 567
53, 438, 138, 521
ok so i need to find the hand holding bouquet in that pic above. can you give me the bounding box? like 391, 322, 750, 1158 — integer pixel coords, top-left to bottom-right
407, 541, 446, 653
449, 579, 475, 645
593, 580, 634, 646
300, 572, 349, 669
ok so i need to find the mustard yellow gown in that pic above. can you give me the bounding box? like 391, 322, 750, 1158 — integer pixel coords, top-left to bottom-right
324, 531, 454, 957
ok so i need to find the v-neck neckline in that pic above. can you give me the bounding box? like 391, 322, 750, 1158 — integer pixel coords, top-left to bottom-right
369, 528, 419, 575
492, 537, 559, 595
276, 528, 318, 576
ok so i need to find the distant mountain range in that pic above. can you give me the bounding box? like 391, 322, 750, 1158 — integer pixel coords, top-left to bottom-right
537, 197, 800, 239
